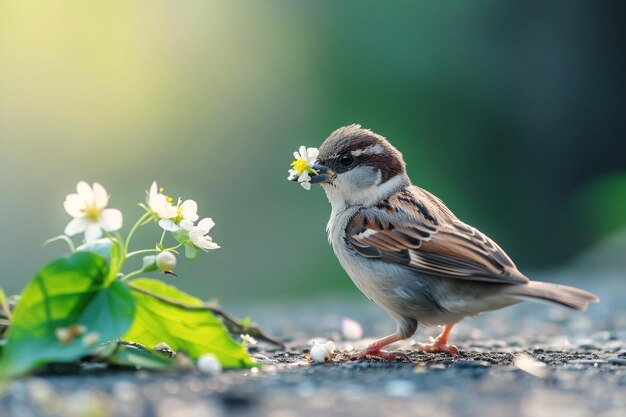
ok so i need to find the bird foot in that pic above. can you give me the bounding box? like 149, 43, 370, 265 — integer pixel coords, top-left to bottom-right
416, 337, 459, 355
346, 347, 410, 361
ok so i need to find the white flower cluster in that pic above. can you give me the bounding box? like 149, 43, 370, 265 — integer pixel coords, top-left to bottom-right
146, 182, 220, 251
62, 181, 219, 252
288, 146, 319, 190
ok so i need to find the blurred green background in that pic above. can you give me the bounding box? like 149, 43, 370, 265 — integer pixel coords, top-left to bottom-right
1, 1, 625, 303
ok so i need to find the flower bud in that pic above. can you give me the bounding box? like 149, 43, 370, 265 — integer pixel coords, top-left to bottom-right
156, 251, 177, 273
142, 255, 158, 272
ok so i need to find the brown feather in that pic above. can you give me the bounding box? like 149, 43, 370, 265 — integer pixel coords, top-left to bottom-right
347, 185, 529, 285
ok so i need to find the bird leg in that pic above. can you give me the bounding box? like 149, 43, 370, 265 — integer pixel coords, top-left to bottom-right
348, 332, 409, 361
416, 323, 459, 354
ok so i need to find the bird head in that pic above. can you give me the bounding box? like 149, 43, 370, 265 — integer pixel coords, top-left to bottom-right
311, 124, 410, 208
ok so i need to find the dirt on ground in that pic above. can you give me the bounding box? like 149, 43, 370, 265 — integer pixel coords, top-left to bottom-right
1, 275, 625, 417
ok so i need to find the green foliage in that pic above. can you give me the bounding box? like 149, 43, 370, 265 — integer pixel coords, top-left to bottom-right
0, 252, 135, 377
108, 344, 173, 370
125, 279, 254, 368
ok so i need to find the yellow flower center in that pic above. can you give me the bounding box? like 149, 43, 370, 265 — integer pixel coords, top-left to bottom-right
171, 206, 184, 224
84, 205, 100, 221
291, 157, 309, 174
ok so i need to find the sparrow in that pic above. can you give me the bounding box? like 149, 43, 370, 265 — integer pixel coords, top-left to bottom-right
306, 124, 598, 359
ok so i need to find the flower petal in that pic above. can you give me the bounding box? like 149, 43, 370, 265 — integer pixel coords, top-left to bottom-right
64, 193, 86, 218
300, 181, 311, 190
180, 200, 199, 221
84, 223, 103, 242
307, 147, 319, 162
196, 218, 215, 234
298, 172, 310, 182
299, 146, 307, 159
192, 235, 220, 250
179, 219, 194, 231
64, 218, 87, 236
76, 181, 93, 202
293, 151, 300, 160
100, 208, 123, 231
149, 181, 158, 198
158, 219, 179, 231
161, 204, 178, 219
92, 182, 109, 209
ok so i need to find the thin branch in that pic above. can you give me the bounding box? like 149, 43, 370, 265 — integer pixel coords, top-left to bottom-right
128, 283, 285, 348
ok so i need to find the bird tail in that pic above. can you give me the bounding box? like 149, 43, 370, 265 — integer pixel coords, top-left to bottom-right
503, 281, 599, 311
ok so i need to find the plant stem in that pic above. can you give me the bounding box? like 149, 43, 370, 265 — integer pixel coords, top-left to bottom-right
126, 249, 159, 258
125, 213, 152, 255
128, 283, 285, 348
120, 269, 144, 282
127, 243, 183, 259
43, 235, 76, 253
0, 299, 12, 321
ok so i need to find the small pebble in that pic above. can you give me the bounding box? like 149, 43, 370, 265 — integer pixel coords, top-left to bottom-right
197, 354, 222, 374
341, 317, 364, 340
514, 354, 549, 378
310, 343, 332, 363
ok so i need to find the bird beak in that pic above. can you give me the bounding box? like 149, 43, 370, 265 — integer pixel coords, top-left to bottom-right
310, 163, 336, 184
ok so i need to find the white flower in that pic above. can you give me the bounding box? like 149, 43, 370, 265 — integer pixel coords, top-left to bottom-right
240, 334, 258, 346
184, 218, 220, 250
197, 354, 222, 374
64, 182, 123, 242
288, 146, 319, 190
158, 199, 199, 231
147, 181, 177, 220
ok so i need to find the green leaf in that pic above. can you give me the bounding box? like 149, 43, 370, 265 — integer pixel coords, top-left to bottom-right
184, 243, 199, 260
124, 279, 254, 368
0, 286, 8, 319
108, 344, 173, 370
76, 238, 114, 263
0, 252, 135, 377
76, 238, 122, 284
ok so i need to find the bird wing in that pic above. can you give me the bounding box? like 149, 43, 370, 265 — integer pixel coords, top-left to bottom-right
346, 187, 529, 285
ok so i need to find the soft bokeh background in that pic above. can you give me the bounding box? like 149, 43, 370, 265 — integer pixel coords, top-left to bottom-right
1, 1, 625, 304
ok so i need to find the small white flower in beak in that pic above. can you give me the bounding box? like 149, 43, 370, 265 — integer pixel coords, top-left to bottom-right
184, 218, 220, 250
158, 199, 200, 231
288, 146, 319, 190
63, 182, 123, 242
147, 181, 177, 220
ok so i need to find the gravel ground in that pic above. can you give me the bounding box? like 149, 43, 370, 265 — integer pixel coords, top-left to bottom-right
1, 274, 625, 417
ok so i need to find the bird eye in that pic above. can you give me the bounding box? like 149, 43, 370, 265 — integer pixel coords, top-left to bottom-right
339, 154, 354, 167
